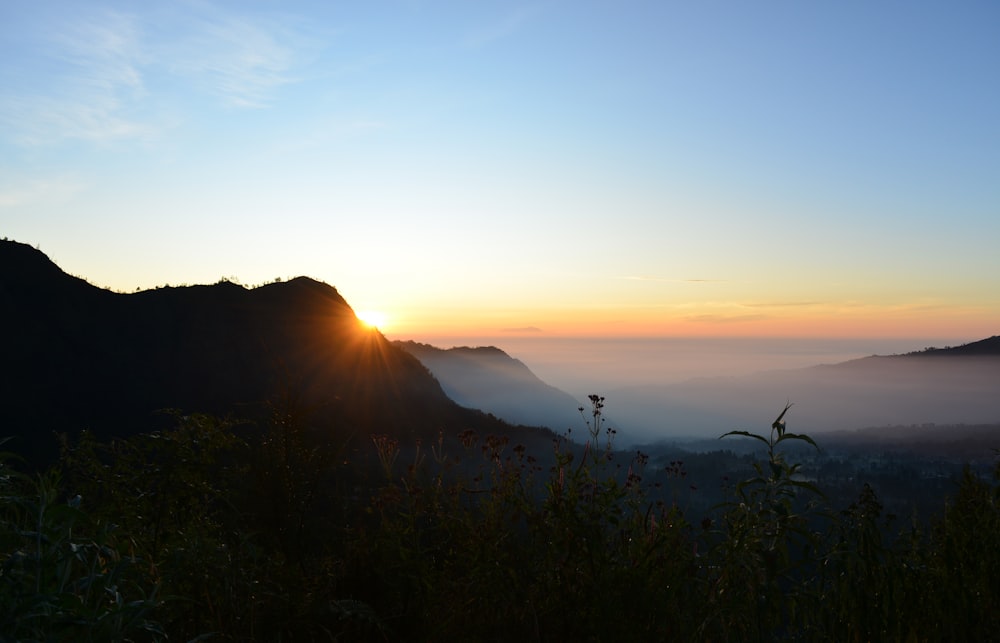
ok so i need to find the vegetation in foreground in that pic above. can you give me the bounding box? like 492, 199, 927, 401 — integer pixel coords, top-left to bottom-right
2, 398, 999, 642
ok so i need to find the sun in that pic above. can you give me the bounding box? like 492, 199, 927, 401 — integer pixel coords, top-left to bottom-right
356, 309, 388, 330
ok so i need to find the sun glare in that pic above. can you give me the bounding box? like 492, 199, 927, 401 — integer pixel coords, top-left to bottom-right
356, 310, 388, 330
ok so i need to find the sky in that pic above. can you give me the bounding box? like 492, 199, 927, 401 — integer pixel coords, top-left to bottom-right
2, 1, 999, 343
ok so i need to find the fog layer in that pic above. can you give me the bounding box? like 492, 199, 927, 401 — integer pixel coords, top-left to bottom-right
607, 356, 1000, 444
398, 336, 999, 445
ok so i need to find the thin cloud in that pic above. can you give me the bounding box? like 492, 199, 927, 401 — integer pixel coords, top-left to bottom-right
0, 5, 321, 147
0, 9, 150, 145
164, 8, 319, 108
462, 6, 541, 49
53, 10, 145, 93
685, 314, 770, 324
0, 95, 151, 146
864, 301, 955, 314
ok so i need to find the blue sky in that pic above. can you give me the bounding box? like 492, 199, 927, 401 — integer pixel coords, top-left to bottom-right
2, 1, 998, 339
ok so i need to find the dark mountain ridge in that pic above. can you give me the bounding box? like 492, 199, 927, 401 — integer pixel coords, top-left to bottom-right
1, 240, 543, 462
900, 335, 1000, 357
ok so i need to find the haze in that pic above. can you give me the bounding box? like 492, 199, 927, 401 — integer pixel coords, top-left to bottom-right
398, 334, 1000, 445
399, 334, 962, 393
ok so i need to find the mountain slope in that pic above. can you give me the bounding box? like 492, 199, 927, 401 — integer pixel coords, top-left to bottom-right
0, 240, 541, 461
902, 336, 1000, 357
394, 341, 583, 432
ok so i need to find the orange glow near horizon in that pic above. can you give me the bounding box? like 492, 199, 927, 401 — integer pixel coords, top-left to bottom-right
381, 302, 999, 343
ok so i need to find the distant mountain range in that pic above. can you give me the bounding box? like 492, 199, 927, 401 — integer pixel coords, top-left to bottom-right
393, 341, 584, 433
0, 240, 550, 462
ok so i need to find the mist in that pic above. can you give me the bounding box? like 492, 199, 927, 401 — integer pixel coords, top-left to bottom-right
605, 355, 1000, 444
395, 335, 1000, 446
401, 335, 959, 391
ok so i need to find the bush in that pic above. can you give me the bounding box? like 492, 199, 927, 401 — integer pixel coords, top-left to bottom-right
0, 440, 163, 641
3, 400, 998, 641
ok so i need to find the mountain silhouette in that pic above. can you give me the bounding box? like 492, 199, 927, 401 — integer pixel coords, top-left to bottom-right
889, 336, 1000, 357
394, 341, 584, 432
0, 240, 546, 462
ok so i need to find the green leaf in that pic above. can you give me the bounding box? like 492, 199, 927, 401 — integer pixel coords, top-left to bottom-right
775, 432, 820, 450
720, 430, 769, 447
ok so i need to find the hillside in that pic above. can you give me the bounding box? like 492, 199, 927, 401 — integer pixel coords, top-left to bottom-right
902, 336, 1000, 357
0, 240, 545, 462
394, 341, 583, 432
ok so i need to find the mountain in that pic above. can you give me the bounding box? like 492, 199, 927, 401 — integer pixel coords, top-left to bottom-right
0, 240, 548, 462
394, 341, 583, 433
606, 338, 1000, 444
903, 336, 1000, 357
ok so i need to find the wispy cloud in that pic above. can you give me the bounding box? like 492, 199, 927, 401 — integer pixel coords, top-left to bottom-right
164, 10, 308, 108
53, 10, 146, 94
0, 94, 152, 146
0, 5, 320, 147
462, 6, 542, 49
685, 313, 770, 324
0, 9, 150, 145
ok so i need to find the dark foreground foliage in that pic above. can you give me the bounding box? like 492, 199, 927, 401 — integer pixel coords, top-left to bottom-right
2, 400, 999, 642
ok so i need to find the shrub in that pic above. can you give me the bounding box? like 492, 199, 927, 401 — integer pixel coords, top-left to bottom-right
0, 440, 163, 641
4, 397, 997, 641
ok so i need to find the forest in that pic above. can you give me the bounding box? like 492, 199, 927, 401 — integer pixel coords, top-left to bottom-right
2, 397, 999, 642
